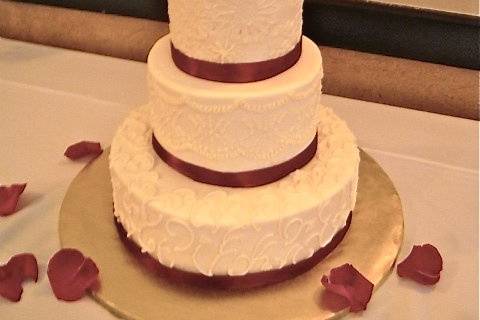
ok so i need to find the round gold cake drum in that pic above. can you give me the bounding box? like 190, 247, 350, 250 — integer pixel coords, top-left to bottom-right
59, 149, 404, 320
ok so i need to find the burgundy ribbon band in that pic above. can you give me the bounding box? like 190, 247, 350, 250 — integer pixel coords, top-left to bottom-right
171, 40, 302, 83
152, 134, 318, 188
115, 213, 352, 290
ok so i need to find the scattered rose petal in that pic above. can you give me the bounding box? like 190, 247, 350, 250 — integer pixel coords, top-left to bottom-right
321, 290, 351, 312
0, 183, 27, 216
321, 263, 374, 312
64, 141, 103, 160
397, 244, 443, 285
6, 254, 39, 282
0, 253, 38, 302
47, 248, 99, 301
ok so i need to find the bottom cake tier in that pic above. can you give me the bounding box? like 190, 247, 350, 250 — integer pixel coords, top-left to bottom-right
109, 104, 359, 284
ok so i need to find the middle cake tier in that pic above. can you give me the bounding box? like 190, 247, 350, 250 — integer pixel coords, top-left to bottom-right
148, 35, 323, 173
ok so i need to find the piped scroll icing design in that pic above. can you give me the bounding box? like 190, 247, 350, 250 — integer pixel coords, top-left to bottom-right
169, 0, 303, 63
110, 105, 359, 276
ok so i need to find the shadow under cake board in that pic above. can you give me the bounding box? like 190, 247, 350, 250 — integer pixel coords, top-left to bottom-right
59, 148, 404, 320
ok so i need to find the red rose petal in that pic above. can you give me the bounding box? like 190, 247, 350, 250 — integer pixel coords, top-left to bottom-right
47, 248, 100, 301
64, 141, 103, 160
321, 263, 374, 313
321, 290, 351, 312
0, 183, 27, 216
0, 271, 23, 302
0, 253, 38, 302
7, 254, 39, 282
397, 244, 443, 285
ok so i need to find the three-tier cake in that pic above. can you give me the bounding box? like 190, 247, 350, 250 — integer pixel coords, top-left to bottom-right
109, 0, 359, 289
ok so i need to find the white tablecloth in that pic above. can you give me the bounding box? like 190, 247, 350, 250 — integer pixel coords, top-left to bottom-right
0, 37, 478, 320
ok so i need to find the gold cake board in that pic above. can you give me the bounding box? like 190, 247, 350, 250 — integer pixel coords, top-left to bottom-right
59, 149, 404, 320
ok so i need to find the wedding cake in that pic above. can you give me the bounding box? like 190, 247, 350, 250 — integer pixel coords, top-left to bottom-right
109, 0, 359, 288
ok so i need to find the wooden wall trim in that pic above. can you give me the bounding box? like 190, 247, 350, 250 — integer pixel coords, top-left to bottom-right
1, 1, 478, 119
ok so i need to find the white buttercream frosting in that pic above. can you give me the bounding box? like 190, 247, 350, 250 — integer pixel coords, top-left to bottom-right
110, 105, 359, 276
148, 35, 323, 172
168, 0, 303, 63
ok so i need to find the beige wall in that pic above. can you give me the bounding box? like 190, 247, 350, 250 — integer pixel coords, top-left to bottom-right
1, 1, 479, 119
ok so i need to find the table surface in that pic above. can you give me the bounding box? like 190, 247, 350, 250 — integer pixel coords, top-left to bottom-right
0, 37, 478, 320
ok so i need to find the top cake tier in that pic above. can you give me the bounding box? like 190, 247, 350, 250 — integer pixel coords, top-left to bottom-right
168, 0, 304, 64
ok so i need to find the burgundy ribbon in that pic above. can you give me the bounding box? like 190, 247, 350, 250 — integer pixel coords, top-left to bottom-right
171, 40, 302, 83
115, 213, 352, 290
152, 134, 318, 188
